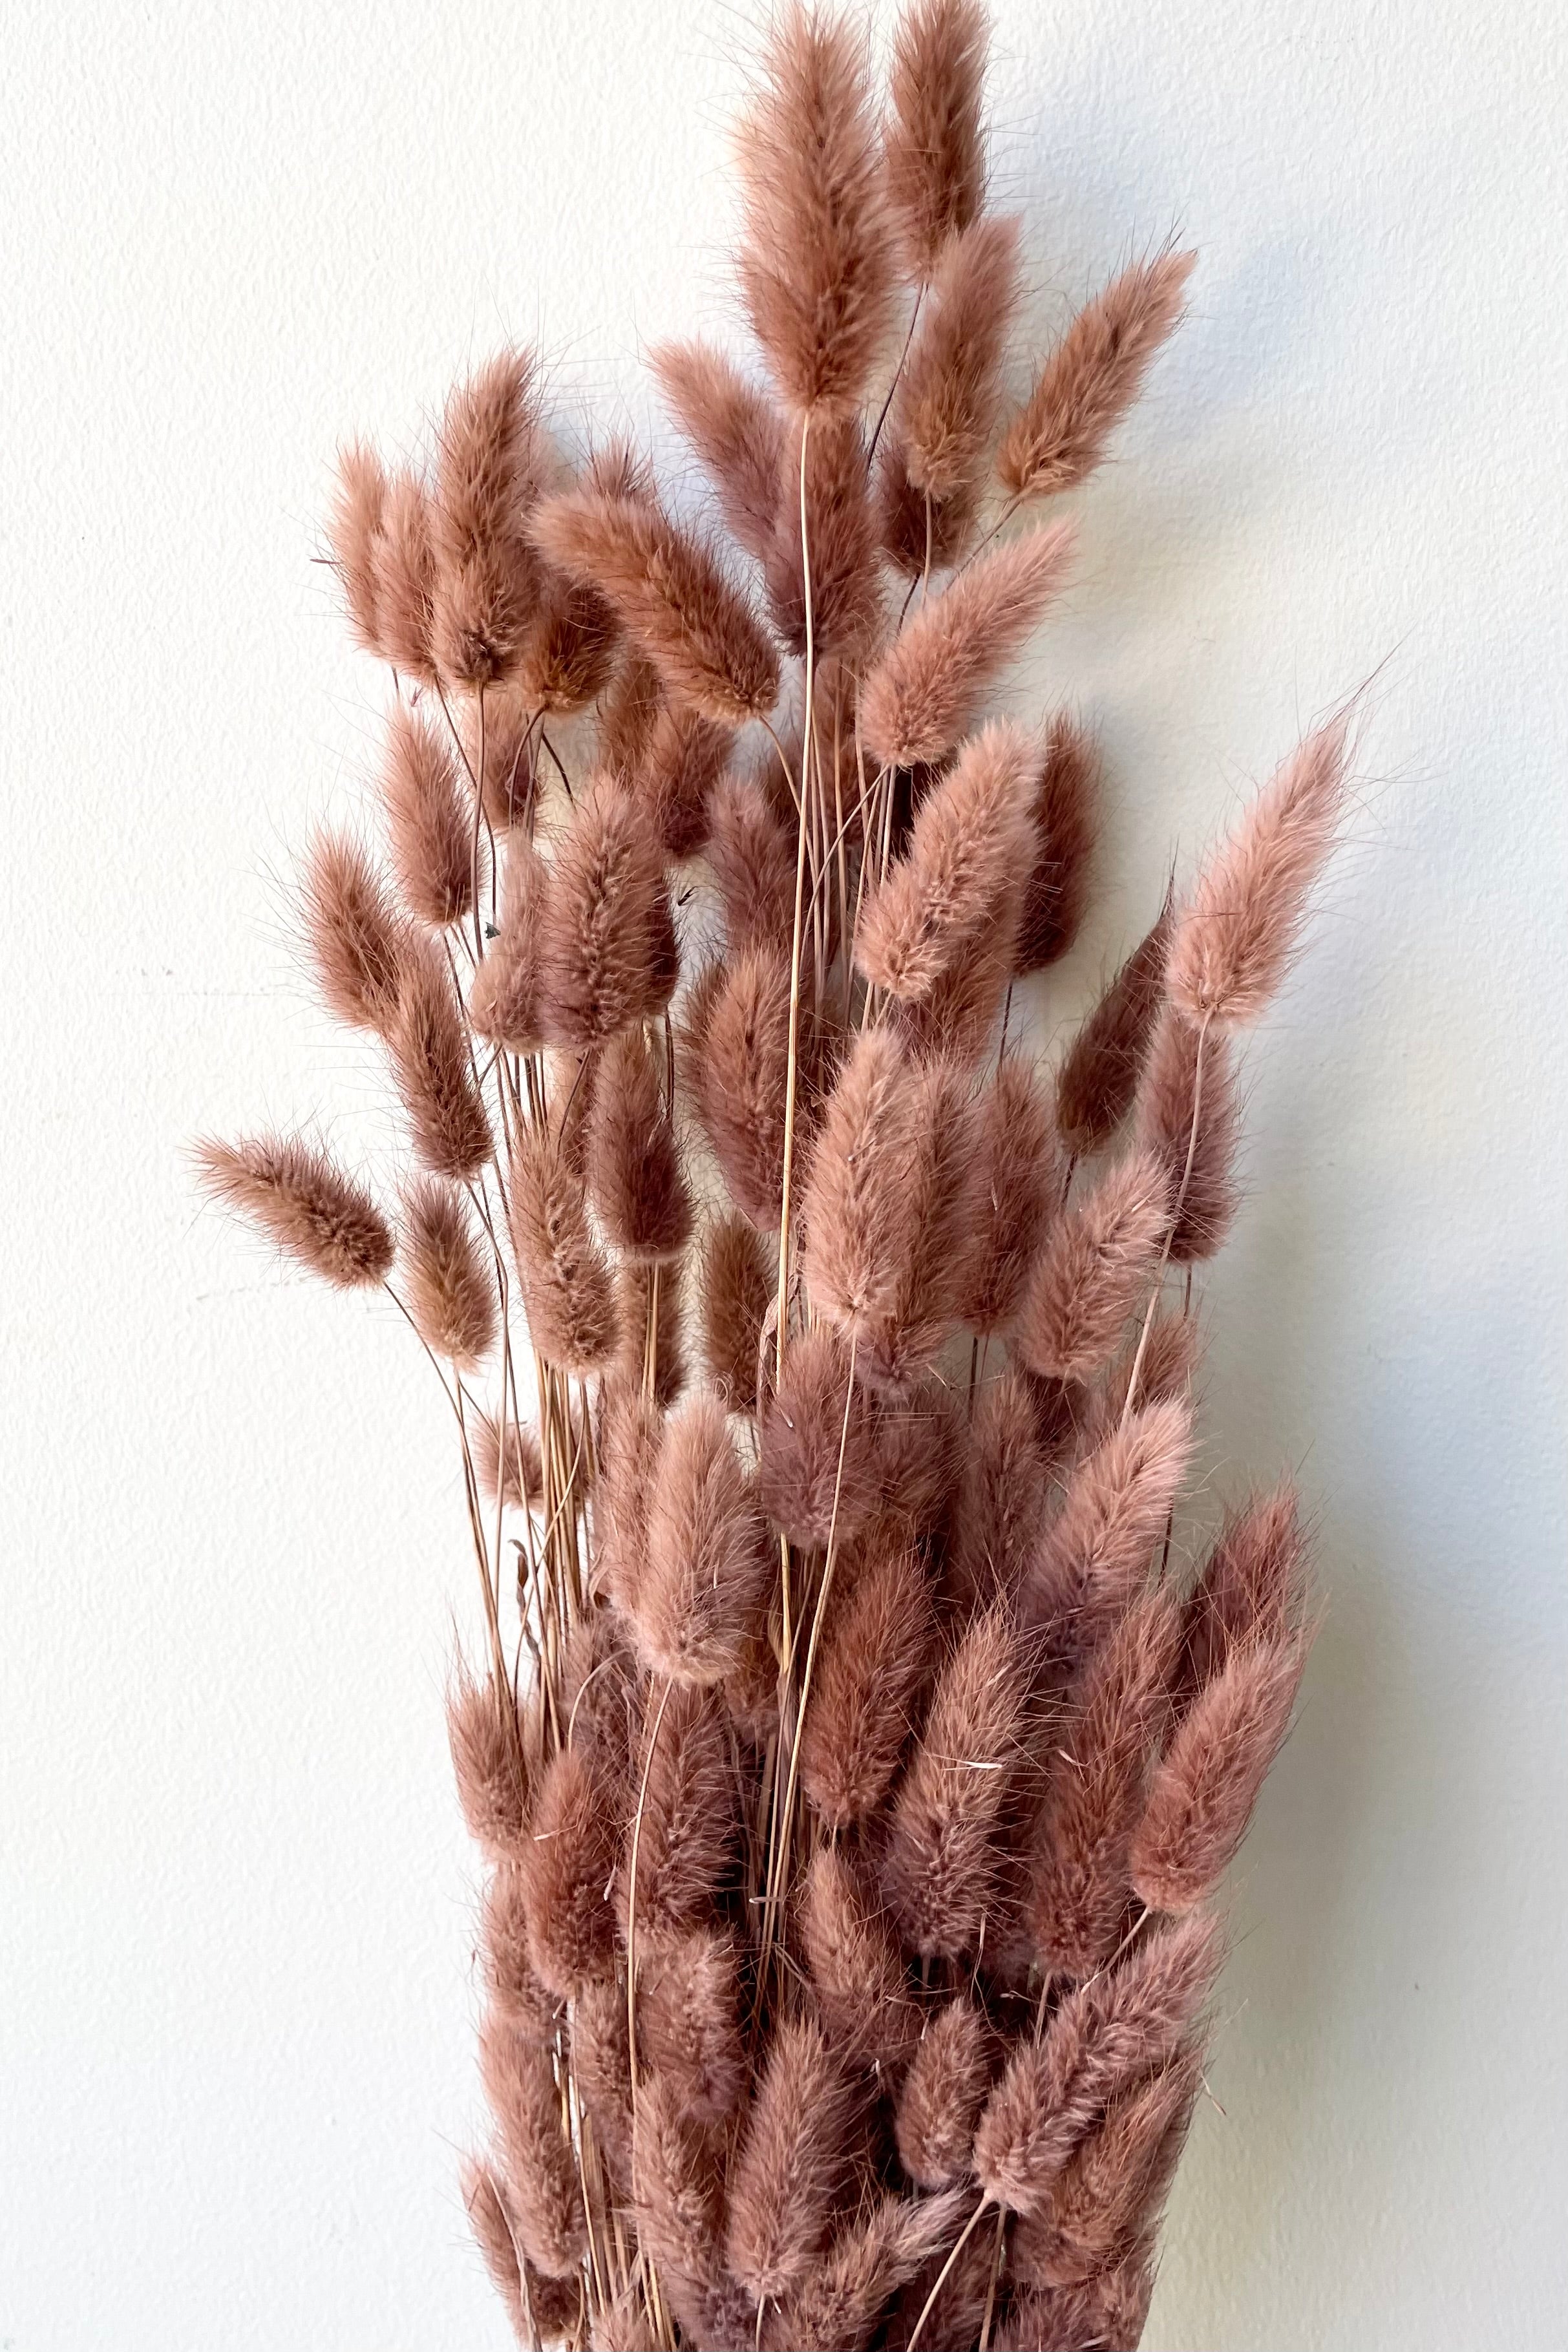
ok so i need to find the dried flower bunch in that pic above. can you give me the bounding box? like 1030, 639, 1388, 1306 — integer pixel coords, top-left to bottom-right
199, 4, 1351, 2345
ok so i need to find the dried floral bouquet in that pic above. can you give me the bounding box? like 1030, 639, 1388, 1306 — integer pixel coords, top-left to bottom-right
198, 4, 1352, 2346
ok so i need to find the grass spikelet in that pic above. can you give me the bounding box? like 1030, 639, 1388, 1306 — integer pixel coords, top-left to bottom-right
382, 704, 478, 929
1028, 1589, 1182, 1978
620, 1680, 735, 1945
536, 778, 678, 1049
471, 1408, 544, 1512
884, 0, 990, 279
585, 1026, 692, 1262
533, 488, 779, 723
516, 1744, 618, 1998
399, 1177, 497, 1368
467, 841, 547, 1054
769, 2188, 969, 2352
1016, 712, 1098, 972
1130, 1633, 1309, 1913
1053, 896, 1172, 1156
690, 946, 795, 1230
598, 648, 664, 778
638, 1393, 772, 1684
1029, 2042, 1203, 2285
613, 1255, 687, 1406
446, 1663, 531, 1861
697, 1211, 774, 1412
1134, 1008, 1240, 1262
798, 1845, 922, 2071
1023, 1399, 1194, 1664
461, 2155, 575, 2347
469, 685, 537, 831
735, 3, 896, 419
516, 569, 620, 714
946, 1369, 1050, 1613
1177, 1482, 1305, 1700
893, 211, 1019, 511
707, 774, 798, 954
482, 1864, 562, 2044
858, 525, 1075, 768
895, 1997, 993, 2189
593, 1385, 663, 1620
997, 249, 1196, 502
1167, 715, 1350, 1028
631, 2073, 755, 2349
570, 1976, 633, 2191
960, 1055, 1060, 1336
856, 720, 1037, 1002
652, 339, 785, 560
996, 2263, 1154, 2352
882, 1600, 1030, 1958
387, 939, 494, 1180
506, 1119, 618, 1375
196, 1134, 393, 1290
1016, 1149, 1170, 1383
725, 2011, 856, 2302
477, 2008, 588, 2278
430, 348, 543, 687
301, 829, 414, 1037
801, 1540, 935, 1828
326, 440, 387, 657
765, 413, 883, 658
758, 1322, 880, 1548
637, 703, 731, 862
638, 1927, 746, 2122
372, 469, 440, 686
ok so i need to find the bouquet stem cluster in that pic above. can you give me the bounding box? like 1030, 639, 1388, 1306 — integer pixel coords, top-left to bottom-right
201, 6, 1350, 2346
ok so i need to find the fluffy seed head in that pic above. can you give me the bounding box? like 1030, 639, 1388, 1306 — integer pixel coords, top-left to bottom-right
516, 1744, 619, 1998
997, 249, 1196, 502
630, 2073, 752, 2349
856, 721, 1037, 1002
636, 703, 730, 862
1177, 1482, 1306, 1700
769, 2189, 969, 2352
757, 1323, 881, 1548
533, 489, 779, 723
895, 1996, 993, 2189
765, 413, 883, 659
1016, 1149, 1171, 1384
382, 704, 478, 928
946, 1369, 1051, 1613
372, 469, 440, 685
1167, 716, 1351, 1028
471, 1406, 544, 1512
478, 2008, 587, 2278
1134, 1009, 1240, 1262
620, 1680, 736, 1945
707, 774, 798, 955
536, 778, 678, 1048
725, 2012, 856, 2302
1030, 2042, 1203, 2285
196, 1134, 393, 1290
506, 1119, 619, 1374
735, 5, 896, 418
430, 348, 544, 686
467, 841, 547, 1055
798, 1845, 922, 2072
1054, 896, 1173, 1155
960, 1054, 1060, 1335
858, 524, 1075, 768
446, 1664, 531, 1861
326, 440, 388, 657
884, 0, 990, 278
697, 1211, 774, 1413
593, 1384, 663, 1620
301, 829, 414, 1037
894, 212, 1020, 503
652, 339, 785, 561
400, 1177, 496, 1368
689, 947, 794, 1230
1024, 1399, 1194, 1668
800, 1540, 935, 1828
637, 1393, 772, 1684
516, 569, 620, 714
1132, 1631, 1309, 1913
571, 1976, 633, 2193
1016, 713, 1099, 972
638, 1928, 746, 2123
584, 1026, 692, 1262
461, 2156, 580, 2347
387, 939, 494, 1180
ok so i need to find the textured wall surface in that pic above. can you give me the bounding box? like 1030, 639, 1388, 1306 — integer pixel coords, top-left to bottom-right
3, 1, 1565, 2345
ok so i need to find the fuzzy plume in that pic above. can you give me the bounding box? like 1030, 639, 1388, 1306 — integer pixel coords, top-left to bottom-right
446, 1664, 531, 1861
621, 1681, 735, 1945
884, 211, 1019, 577
506, 1119, 618, 1375
1177, 1483, 1305, 1700
1028, 1588, 1182, 1978
768, 2189, 969, 2352
1028, 2042, 1203, 2285
468, 842, 547, 1055
472, 1408, 544, 1512
707, 774, 798, 954
997, 248, 1196, 502
884, 0, 989, 279
381, 704, 478, 929
895, 1996, 993, 2189
1016, 1149, 1170, 1384
637, 1394, 772, 1684
636, 703, 730, 862
758, 1323, 881, 1549
638, 1927, 746, 2123
471, 686, 537, 832
996, 2263, 1154, 2352
430, 349, 543, 686
697, 1212, 774, 1412
613, 1254, 687, 1409
461, 2156, 582, 2348
533, 489, 779, 724
1134, 1008, 1240, 1263
399, 1177, 496, 1368
584, 1026, 692, 1262
516, 571, 620, 715
1054, 896, 1173, 1156
725, 2012, 856, 2302
477, 2009, 587, 2279
689, 946, 794, 1230
856, 720, 1037, 1002
196, 1134, 393, 1290
946, 1370, 1052, 1613
1024, 1399, 1194, 1667
1016, 713, 1099, 971
765, 412, 883, 659
327, 441, 388, 658
301, 829, 414, 1037
372, 469, 440, 686
960, 1055, 1061, 1336
973, 1909, 1224, 2214
536, 778, 677, 1048
1167, 716, 1350, 1028
570, 1976, 633, 2192
858, 524, 1075, 768
798, 1845, 922, 2073
801, 1540, 935, 1828
631, 2073, 754, 2349
387, 938, 494, 1180
882, 1601, 1030, 1958
652, 339, 785, 561
516, 1744, 618, 1999
735, 3, 896, 419
1131, 1633, 1308, 1913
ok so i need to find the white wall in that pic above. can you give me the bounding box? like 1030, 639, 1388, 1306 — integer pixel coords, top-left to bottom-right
3, 1, 1565, 2345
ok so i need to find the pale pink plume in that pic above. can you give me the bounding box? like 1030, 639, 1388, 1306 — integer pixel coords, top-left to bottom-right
381, 704, 478, 930
695, 1211, 774, 1412
757, 1322, 882, 1549
725, 2011, 856, 2302
1016, 1147, 1171, 1384
637, 1393, 772, 1684
800, 1539, 935, 1828
535, 777, 678, 1048
514, 1743, 618, 1998
1024, 1397, 1194, 1664
584, 1025, 692, 1262
430, 348, 544, 687
196, 1133, 392, 1291
300, 828, 415, 1038
798, 1844, 922, 2073
637, 1927, 746, 2123
1134, 1006, 1241, 1262
765, 412, 883, 659
477, 2007, 587, 2279
946, 1370, 1051, 1613
326, 440, 388, 659
446, 1662, 532, 1861
505, 1119, 618, 1375
895, 1996, 993, 2189
960, 1054, 1060, 1337
1015, 711, 1099, 973
631, 2073, 755, 2350
1054, 893, 1173, 1155
652, 339, 785, 561
399, 1176, 496, 1369
884, 0, 990, 279
371, 469, 441, 686
1130, 1630, 1309, 1912
997, 248, 1196, 502
387, 937, 494, 1180
1167, 714, 1351, 1028
766, 2188, 969, 2352
858, 524, 1075, 769
1177, 1481, 1306, 1700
